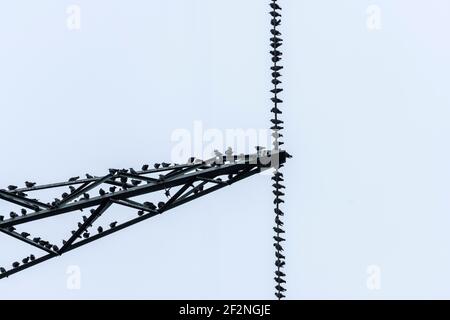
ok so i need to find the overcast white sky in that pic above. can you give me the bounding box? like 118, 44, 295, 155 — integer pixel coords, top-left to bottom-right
1, 0, 450, 299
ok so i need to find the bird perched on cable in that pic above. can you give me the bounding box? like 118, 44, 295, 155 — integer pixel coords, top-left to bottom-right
32, 237, 40, 243
274, 277, 286, 284
275, 271, 286, 278
83, 193, 90, 200
273, 243, 284, 252
52, 245, 59, 252
0, 216, 4, 221
131, 179, 141, 186
7, 185, 18, 191
144, 202, 157, 210
12, 262, 20, 268
21, 232, 30, 238
129, 168, 138, 175
98, 188, 106, 196
25, 181, 36, 188
30, 254, 35, 261
0, 267, 6, 274
275, 216, 284, 226
68, 176, 80, 182
158, 202, 165, 210
275, 285, 286, 292
86, 174, 94, 179
109, 186, 117, 193
161, 162, 171, 168
21, 209, 27, 216
273, 227, 285, 234
142, 164, 149, 171
137, 210, 145, 217
83, 233, 90, 239
165, 189, 171, 197
22, 257, 29, 264
10, 212, 18, 219
109, 221, 118, 229
69, 186, 76, 193
154, 163, 161, 169
275, 292, 285, 299
97, 226, 103, 233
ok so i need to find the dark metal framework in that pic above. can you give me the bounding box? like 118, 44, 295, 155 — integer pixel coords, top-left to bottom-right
0, 150, 290, 280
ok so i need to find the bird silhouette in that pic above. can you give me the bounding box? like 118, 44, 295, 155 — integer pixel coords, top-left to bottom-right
154, 163, 161, 169
275, 271, 286, 277
69, 186, 76, 193
275, 260, 285, 268
25, 181, 36, 188
137, 210, 145, 217
32, 237, 41, 243
83, 233, 90, 239
109, 221, 118, 229
273, 243, 284, 252
21, 209, 27, 216
275, 216, 284, 226
0, 216, 3, 221
30, 254, 35, 261
52, 245, 59, 251
131, 179, 141, 186
161, 162, 171, 168
273, 227, 285, 234
129, 168, 138, 175
275, 292, 286, 299
21, 232, 30, 238
7, 185, 18, 191
144, 202, 157, 210
22, 257, 29, 264
68, 176, 80, 182
275, 285, 286, 292
109, 186, 117, 193
0, 267, 6, 274
99, 188, 106, 196
10, 212, 18, 219
165, 189, 171, 197
142, 164, 149, 171
274, 236, 285, 243
86, 174, 94, 179
12, 262, 20, 268
274, 277, 286, 284
97, 226, 103, 233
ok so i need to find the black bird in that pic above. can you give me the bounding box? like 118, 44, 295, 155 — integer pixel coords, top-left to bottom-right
25, 181, 36, 188
161, 162, 171, 168
154, 163, 161, 169
131, 179, 141, 186
97, 226, 103, 233
83, 233, 90, 239
77, 222, 83, 228
30, 254, 35, 261
109, 186, 117, 193
270, 29, 282, 36
158, 202, 165, 209
137, 210, 145, 217
21, 232, 30, 238
275, 292, 286, 299
61, 192, 69, 199
8, 226, 16, 232
270, 3, 282, 10
275, 216, 284, 226
68, 176, 80, 182
109, 168, 118, 175
52, 245, 59, 252
22, 257, 30, 264
21, 209, 27, 216
273, 227, 285, 234
274, 236, 285, 243
99, 188, 106, 196
7, 185, 18, 191
275, 271, 286, 277
273, 243, 284, 252
0, 267, 6, 274
142, 164, 149, 171
165, 189, 171, 197
274, 198, 285, 205
120, 177, 128, 184
86, 174, 94, 179
274, 277, 286, 284
144, 202, 157, 210
275, 285, 286, 292
129, 168, 138, 175
275, 260, 285, 268
275, 251, 285, 260
33, 237, 41, 243
10, 212, 18, 219
12, 262, 20, 268
109, 221, 118, 229
0, 216, 4, 221
69, 186, 76, 193
83, 193, 90, 200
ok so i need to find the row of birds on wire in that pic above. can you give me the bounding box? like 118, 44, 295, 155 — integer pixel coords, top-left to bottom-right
269, 0, 287, 300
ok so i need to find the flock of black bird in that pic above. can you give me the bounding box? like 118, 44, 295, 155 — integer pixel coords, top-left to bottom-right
269, 0, 287, 300
0, 161, 183, 276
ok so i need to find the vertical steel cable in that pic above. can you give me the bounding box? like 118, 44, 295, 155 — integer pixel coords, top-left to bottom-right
269, 0, 287, 300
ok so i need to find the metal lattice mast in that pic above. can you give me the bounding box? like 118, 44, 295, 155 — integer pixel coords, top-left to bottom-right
269, 0, 287, 300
